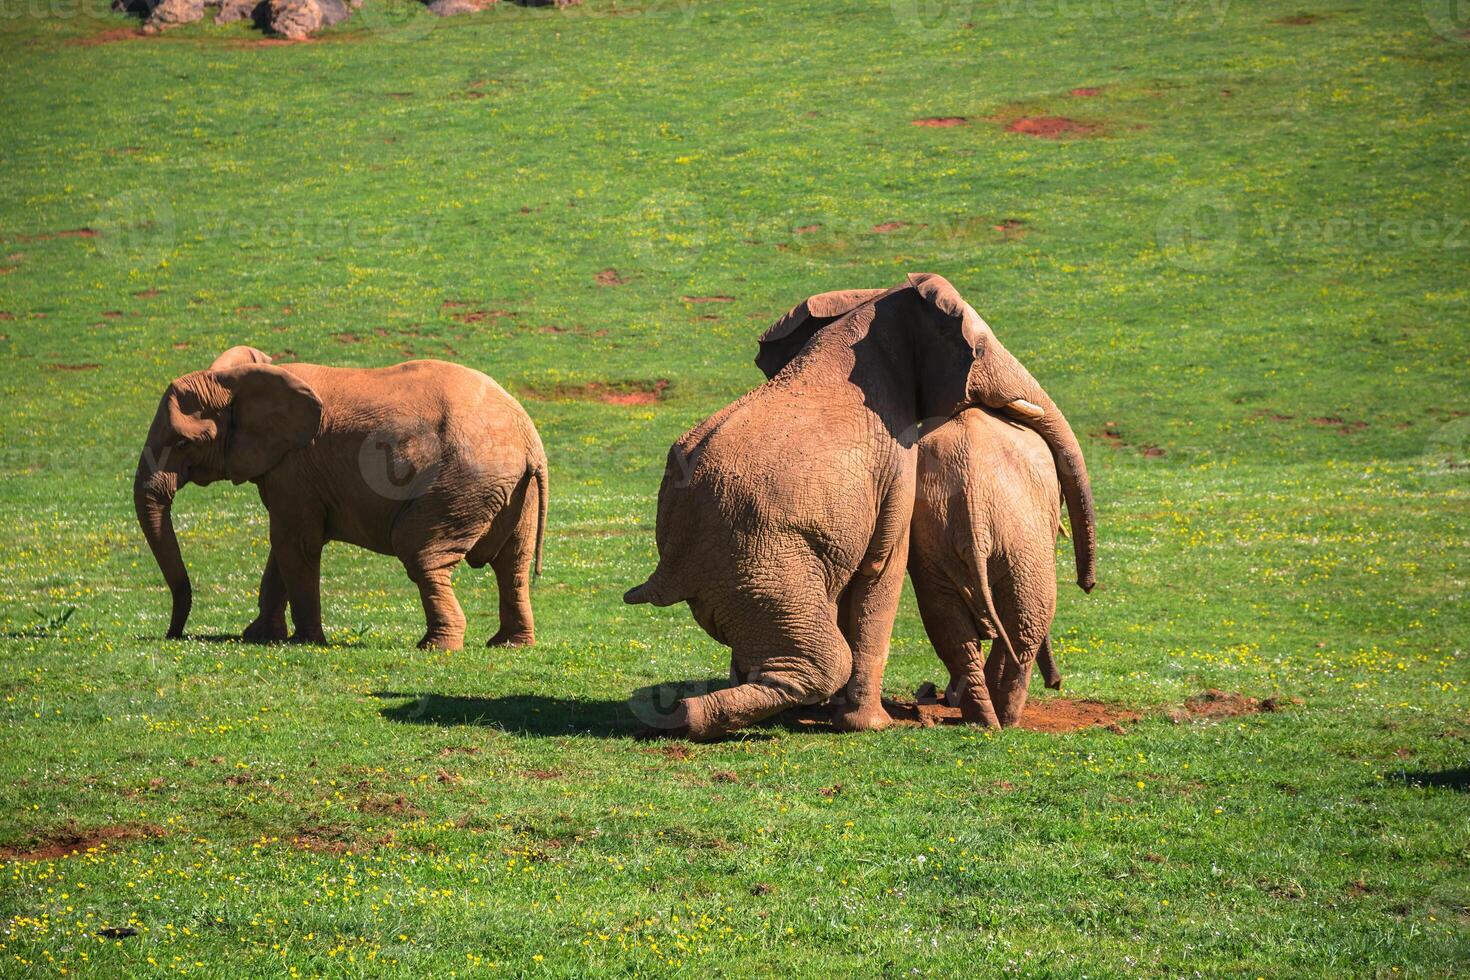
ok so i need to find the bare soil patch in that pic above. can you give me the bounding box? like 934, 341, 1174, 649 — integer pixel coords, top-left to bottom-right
1069, 87, 1101, 97
451, 308, 516, 324
1310, 416, 1368, 434
872, 221, 908, 233
69, 27, 145, 46
794, 223, 822, 234
357, 793, 425, 817
994, 218, 1028, 239
522, 379, 668, 406
681, 295, 734, 304
912, 116, 968, 127
46, 362, 101, 372
1005, 116, 1101, 139
595, 268, 626, 286
883, 697, 1140, 733
1169, 689, 1302, 723
12, 227, 97, 242
0, 824, 164, 862
1274, 13, 1321, 25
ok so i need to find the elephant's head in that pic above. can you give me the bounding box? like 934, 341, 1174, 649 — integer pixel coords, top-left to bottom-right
134, 346, 322, 638
755, 273, 1097, 592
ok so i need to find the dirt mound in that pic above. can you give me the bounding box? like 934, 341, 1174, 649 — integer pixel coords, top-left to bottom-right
523, 379, 669, 406
0, 824, 165, 862
872, 221, 908, 233
883, 697, 1138, 733
912, 116, 968, 127
1169, 689, 1301, 722
1069, 87, 1101, 97
1005, 116, 1100, 139
594, 268, 625, 286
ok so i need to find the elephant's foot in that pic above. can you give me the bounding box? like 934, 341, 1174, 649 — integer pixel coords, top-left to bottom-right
672, 697, 725, 743
417, 629, 464, 652
288, 629, 328, 646
486, 627, 534, 648
830, 702, 893, 733
957, 699, 1002, 729
242, 617, 288, 644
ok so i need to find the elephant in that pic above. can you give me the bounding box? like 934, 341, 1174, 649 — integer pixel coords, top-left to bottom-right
908, 408, 1072, 727
134, 346, 548, 651
625, 273, 1096, 741
755, 295, 1096, 729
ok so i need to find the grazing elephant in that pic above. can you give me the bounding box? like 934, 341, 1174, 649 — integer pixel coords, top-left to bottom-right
625, 273, 1096, 740
134, 346, 548, 650
756, 295, 1096, 729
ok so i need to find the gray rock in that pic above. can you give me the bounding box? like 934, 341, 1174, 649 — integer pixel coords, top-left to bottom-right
214, 0, 263, 23
141, 0, 204, 32
266, 0, 349, 38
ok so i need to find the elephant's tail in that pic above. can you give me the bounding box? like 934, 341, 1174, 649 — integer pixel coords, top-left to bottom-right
531, 458, 548, 577
1037, 634, 1063, 691
971, 550, 1021, 675
623, 568, 682, 607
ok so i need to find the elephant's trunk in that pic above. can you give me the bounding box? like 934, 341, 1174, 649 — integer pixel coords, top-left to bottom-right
987, 354, 1098, 593
134, 449, 191, 638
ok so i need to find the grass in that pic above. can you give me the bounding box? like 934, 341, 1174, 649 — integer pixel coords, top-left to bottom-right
1, 0, 1467, 974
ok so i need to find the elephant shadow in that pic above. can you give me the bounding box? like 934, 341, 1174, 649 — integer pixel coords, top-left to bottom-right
373, 678, 737, 739
1386, 766, 1470, 792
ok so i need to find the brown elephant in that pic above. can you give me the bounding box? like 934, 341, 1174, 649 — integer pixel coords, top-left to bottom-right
135, 346, 548, 650
755, 295, 1096, 729
625, 273, 1095, 740
908, 408, 1073, 727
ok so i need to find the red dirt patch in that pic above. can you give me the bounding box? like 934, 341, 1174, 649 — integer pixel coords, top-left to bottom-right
46, 362, 100, 372
1169, 689, 1302, 723
334, 332, 361, 344
451, 308, 516, 324
872, 221, 908, 233
12, 227, 97, 242
912, 116, 968, 127
0, 312, 13, 321
1274, 13, 1320, 25
133, 289, 161, 298
357, 793, 425, 817
883, 698, 1139, 733
994, 218, 1028, 239
0, 824, 164, 862
658, 745, 693, 761
1005, 116, 1100, 139
681, 295, 734, 304
1069, 87, 1101, 97
68, 27, 145, 47
595, 268, 626, 286
794, 224, 823, 234
711, 770, 739, 783
523, 379, 669, 406
1310, 416, 1368, 434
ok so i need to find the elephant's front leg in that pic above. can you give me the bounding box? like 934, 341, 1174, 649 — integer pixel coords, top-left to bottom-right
407, 560, 468, 652
270, 517, 327, 645
242, 552, 289, 643
828, 526, 909, 733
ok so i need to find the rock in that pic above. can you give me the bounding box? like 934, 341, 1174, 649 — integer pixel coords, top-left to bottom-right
142, 0, 204, 32
266, 0, 349, 38
427, 0, 495, 15
214, 0, 263, 23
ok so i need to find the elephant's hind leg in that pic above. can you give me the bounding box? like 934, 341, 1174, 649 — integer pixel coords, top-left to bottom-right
829, 526, 910, 733
912, 578, 1001, 729
473, 478, 538, 648
678, 605, 852, 741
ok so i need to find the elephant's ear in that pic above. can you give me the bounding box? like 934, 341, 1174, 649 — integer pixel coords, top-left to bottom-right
212, 364, 322, 483
907, 272, 987, 350
755, 288, 887, 379
209, 346, 274, 371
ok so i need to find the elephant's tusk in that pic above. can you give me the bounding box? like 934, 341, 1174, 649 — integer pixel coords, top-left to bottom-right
1005, 398, 1045, 420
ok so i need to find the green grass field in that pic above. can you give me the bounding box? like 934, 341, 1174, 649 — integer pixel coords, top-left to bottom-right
1, 0, 1467, 974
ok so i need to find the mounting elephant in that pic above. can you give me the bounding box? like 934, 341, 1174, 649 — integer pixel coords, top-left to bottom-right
625, 273, 1095, 740
134, 346, 548, 650
756, 295, 1096, 729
